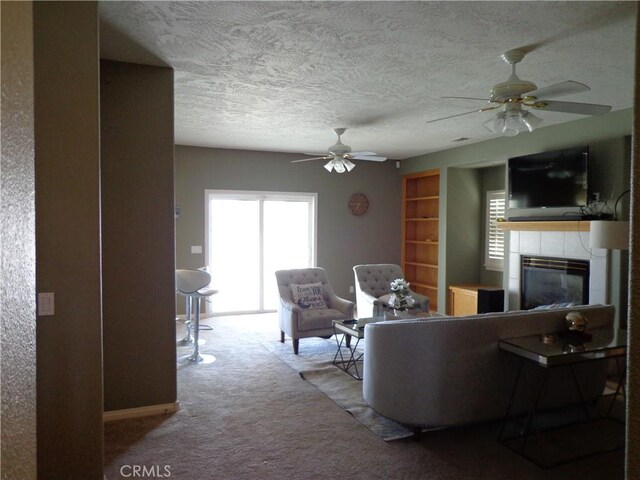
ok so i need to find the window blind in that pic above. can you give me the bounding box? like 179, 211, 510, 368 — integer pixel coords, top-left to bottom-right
485, 190, 506, 271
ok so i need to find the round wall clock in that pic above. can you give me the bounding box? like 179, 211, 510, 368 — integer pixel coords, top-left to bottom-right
348, 193, 369, 216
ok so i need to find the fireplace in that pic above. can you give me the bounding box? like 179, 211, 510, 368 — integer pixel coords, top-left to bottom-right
520, 256, 590, 310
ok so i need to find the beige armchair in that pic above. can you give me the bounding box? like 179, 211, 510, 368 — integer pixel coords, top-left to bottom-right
353, 264, 429, 318
275, 267, 355, 354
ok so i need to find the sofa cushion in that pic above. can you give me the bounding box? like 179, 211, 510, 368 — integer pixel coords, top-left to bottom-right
291, 282, 327, 310
298, 308, 346, 332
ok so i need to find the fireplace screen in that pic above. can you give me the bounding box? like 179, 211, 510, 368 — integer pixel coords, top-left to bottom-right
520, 256, 589, 310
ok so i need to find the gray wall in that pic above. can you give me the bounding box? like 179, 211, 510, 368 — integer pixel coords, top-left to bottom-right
444, 168, 482, 312
1, 2, 37, 478
175, 146, 402, 301
34, 2, 104, 478
101, 60, 177, 411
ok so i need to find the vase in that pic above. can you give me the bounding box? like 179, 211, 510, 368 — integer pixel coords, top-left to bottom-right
393, 309, 410, 319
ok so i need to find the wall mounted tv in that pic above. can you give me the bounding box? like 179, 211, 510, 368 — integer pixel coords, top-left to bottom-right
507, 146, 589, 209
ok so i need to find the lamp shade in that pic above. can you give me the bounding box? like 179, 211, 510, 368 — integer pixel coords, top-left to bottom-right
589, 220, 630, 250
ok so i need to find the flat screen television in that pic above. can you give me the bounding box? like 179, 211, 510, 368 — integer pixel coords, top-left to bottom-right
507, 146, 589, 209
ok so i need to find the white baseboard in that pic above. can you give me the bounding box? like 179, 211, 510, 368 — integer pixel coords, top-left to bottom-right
103, 401, 179, 422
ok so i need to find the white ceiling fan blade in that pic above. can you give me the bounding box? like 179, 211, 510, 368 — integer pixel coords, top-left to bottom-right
426, 105, 500, 124
350, 151, 377, 157
535, 100, 611, 115
441, 96, 492, 103
351, 155, 387, 162
527, 81, 590, 100
291, 156, 331, 164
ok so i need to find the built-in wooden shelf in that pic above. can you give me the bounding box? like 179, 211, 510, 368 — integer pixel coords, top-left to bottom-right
406, 195, 440, 201
402, 169, 441, 312
498, 221, 590, 232
405, 261, 438, 269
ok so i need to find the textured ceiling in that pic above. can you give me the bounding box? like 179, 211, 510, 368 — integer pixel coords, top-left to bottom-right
99, 1, 636, 160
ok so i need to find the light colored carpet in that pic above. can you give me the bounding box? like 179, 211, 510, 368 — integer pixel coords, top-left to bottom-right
103, 313, 624, 480
263, 336, 414, 441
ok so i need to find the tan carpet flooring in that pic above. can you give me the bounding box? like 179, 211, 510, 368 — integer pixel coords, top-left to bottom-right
103, 313, 624, 480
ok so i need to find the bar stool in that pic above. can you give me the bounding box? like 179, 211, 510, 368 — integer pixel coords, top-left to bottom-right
176, 269, 218, 364
178, 266, 213, 345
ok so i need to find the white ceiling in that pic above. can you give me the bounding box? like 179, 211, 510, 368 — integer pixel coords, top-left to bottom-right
99, 1, 637, 160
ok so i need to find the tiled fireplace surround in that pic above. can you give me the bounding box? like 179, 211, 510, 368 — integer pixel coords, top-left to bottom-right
507, 229, 608, 310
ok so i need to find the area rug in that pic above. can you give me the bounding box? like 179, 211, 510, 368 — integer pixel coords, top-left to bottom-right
263, 337, 414, 441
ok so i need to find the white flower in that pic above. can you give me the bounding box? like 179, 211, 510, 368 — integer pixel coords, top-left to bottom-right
388, 278, 413, 310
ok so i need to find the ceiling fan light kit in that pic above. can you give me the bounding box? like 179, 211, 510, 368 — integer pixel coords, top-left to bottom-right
483, 102, 544, 137
292, 128, 387, 173
429, 49, 612, 137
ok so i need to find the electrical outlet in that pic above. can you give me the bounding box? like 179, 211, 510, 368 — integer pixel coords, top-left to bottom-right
349, 286, 354, 294
591, 192, 600, 203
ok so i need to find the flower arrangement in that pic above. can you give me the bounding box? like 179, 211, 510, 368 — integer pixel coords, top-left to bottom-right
388, 278, 415, 311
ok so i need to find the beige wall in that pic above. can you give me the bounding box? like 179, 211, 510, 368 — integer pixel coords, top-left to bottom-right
175, 146, 402, 302
34, 2, 104, 478
1, 2, 37, 478
101, 60, 177, 411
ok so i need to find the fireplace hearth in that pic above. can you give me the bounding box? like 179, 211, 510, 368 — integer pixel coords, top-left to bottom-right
520, 256, 590, 310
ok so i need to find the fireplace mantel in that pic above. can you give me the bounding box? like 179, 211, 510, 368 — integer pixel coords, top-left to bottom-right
498, 221, 590, 232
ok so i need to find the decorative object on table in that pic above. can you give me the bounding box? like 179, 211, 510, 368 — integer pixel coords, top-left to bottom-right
563, 311, 592, 342
565, 311, 588, 332
539, 333, 557, 345
388, 278, 415, 315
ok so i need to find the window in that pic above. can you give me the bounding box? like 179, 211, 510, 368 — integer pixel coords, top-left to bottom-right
205, 190, 317, 315
485, 190, 506, 271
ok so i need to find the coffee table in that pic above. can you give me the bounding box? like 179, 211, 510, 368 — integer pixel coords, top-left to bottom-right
332, 317, 384, 380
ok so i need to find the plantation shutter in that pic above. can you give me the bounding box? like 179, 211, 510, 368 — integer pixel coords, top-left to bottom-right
485, 190, 506, 271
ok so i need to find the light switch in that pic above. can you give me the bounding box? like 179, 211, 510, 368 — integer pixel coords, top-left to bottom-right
38, 292, 55, 316
191, 245, 203, 254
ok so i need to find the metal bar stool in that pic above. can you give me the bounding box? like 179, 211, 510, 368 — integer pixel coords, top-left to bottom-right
176, 269, 218, 364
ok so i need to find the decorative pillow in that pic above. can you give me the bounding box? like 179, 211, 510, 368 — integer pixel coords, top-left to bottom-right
291, 282, 327, 310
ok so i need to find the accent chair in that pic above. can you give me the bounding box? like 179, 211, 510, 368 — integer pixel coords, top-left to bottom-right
275, 267, 355, 354
353, 263, 429, 318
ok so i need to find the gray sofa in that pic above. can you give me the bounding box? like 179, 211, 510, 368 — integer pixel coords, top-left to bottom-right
363, 304, 615, 429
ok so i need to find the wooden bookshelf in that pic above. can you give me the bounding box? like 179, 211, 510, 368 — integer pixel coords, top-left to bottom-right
402, 169, 440, 311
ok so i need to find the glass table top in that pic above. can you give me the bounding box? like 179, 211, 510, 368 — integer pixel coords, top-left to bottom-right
499, 328, 627, 367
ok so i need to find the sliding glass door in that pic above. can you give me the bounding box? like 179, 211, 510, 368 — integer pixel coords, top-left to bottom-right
205, 190, 317, 315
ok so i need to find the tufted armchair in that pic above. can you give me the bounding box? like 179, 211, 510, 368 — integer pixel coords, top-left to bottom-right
353, 264, 429, 318
275, 267, 355, 354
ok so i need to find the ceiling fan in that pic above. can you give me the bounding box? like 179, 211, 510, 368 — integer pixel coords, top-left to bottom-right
427, 49, 612, 137
291, 128, 387, 173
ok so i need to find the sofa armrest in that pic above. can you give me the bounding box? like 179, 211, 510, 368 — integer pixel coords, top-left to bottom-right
409, 290, 430, 312
280, 298, 302, 316
327, 295, 355, 317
